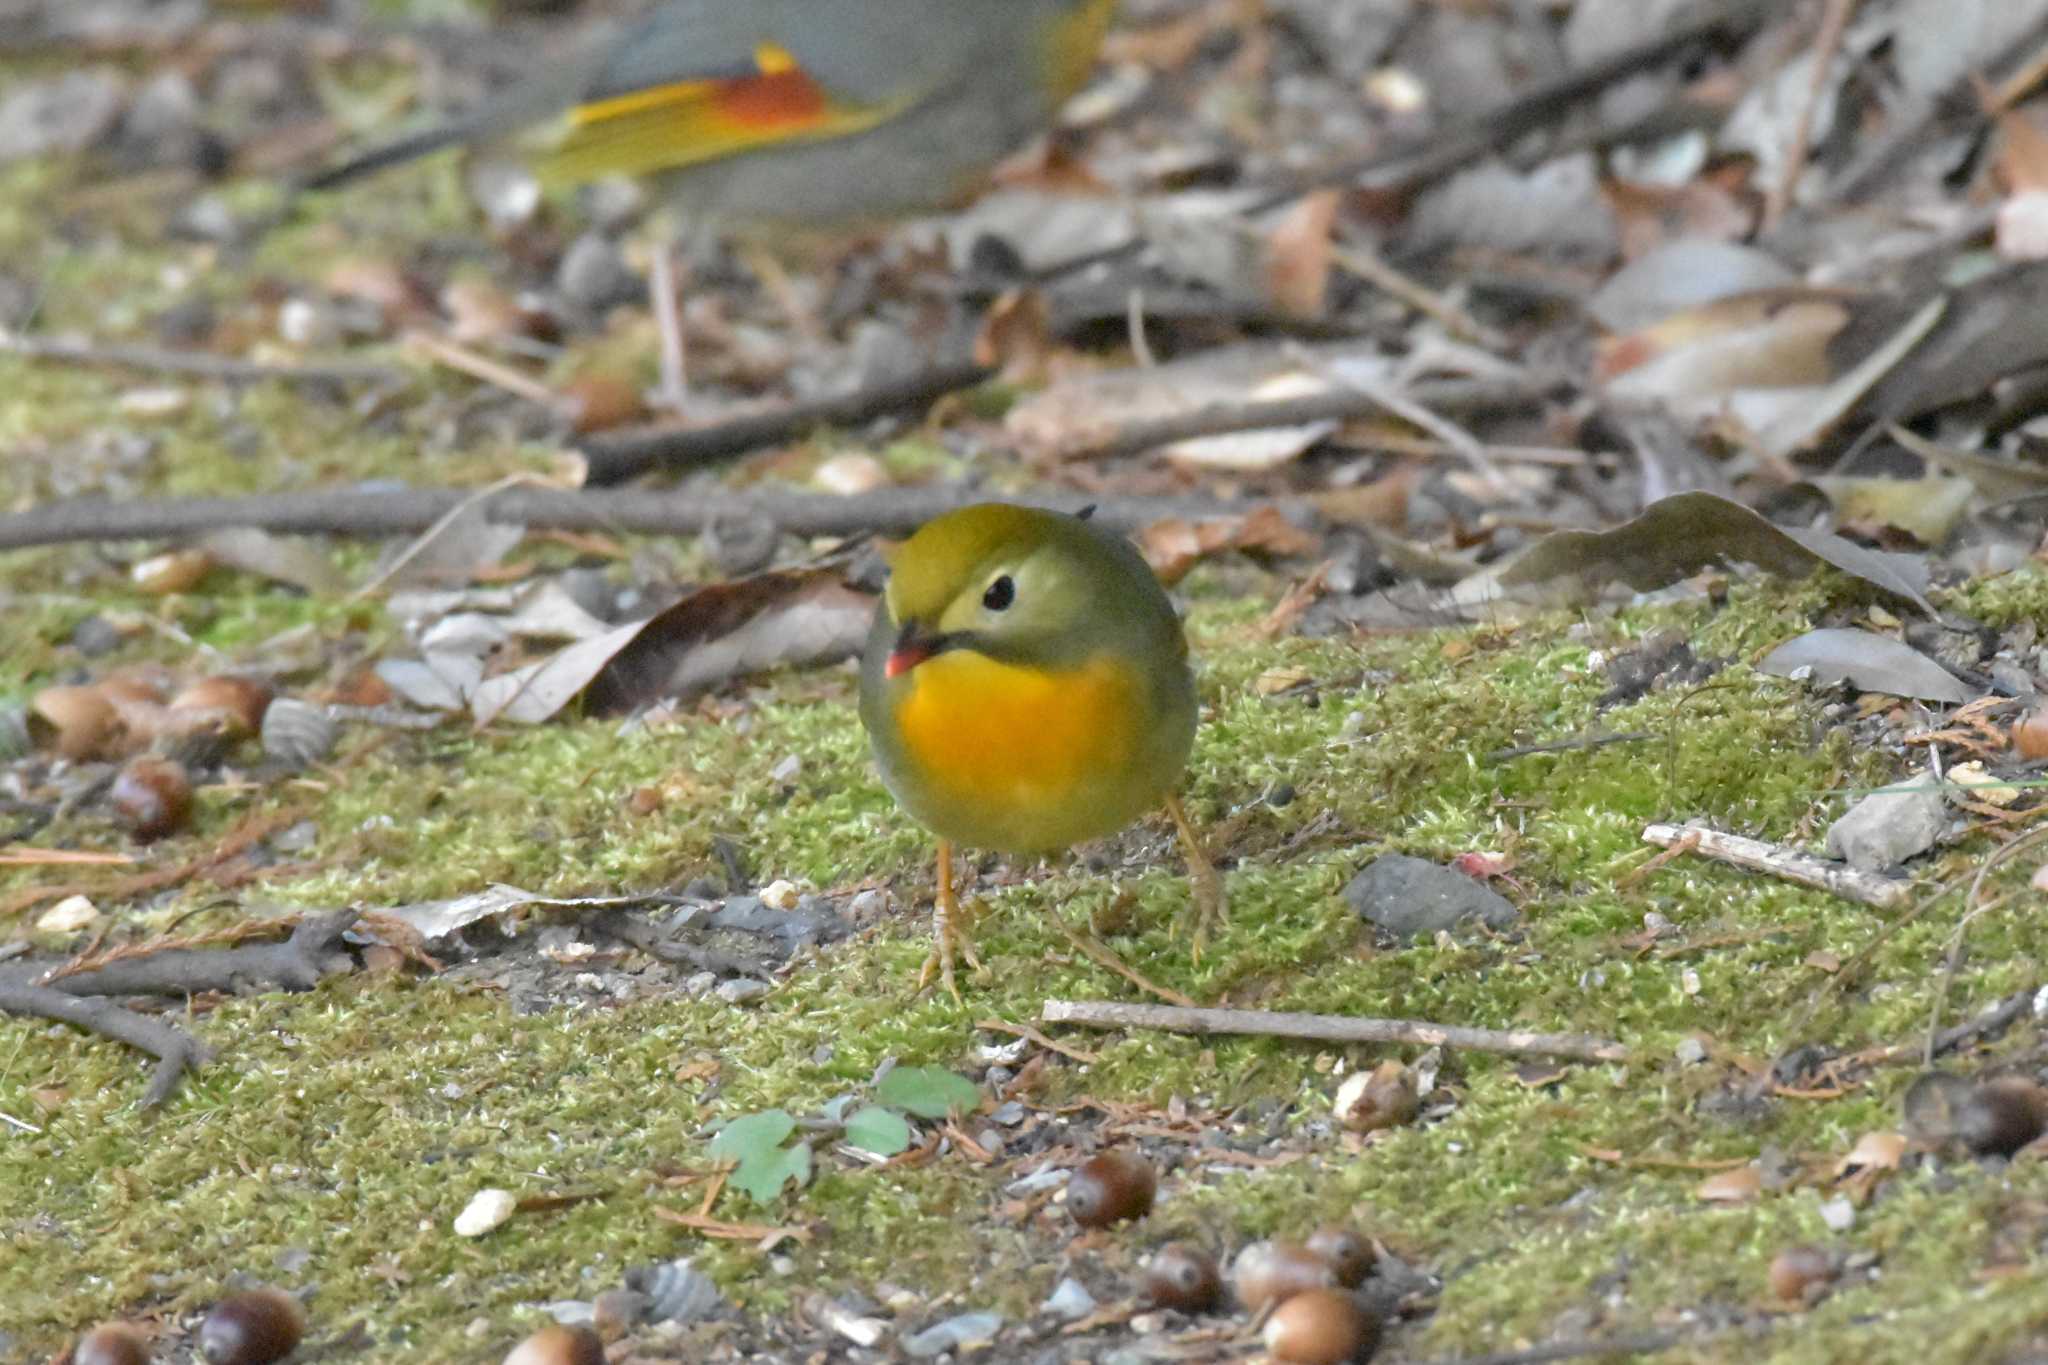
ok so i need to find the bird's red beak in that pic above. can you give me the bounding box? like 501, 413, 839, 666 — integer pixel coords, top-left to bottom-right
885, 622, 940, 679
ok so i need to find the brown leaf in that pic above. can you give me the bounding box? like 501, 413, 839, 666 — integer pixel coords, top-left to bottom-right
973, 287, 1058, 386
1137, 507, 1318, 584
1264, 189, 1339, 320
470, 570, 874, 725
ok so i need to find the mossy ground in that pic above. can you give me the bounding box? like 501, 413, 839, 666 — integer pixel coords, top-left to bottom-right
4, 99, 2048, 1365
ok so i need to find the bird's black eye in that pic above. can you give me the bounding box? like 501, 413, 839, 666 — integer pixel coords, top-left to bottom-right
982, 575, 1015, 611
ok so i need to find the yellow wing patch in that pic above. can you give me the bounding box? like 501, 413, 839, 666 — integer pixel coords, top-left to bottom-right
895, 649, 1138, 823
537, 43, 896, 185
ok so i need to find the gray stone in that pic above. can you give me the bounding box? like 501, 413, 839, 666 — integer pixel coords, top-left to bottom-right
903, 1311, 1004, 1358
1041, 1278, 1096, 1320
1825, 781, 1945, 870
1343, 854, 1520, 940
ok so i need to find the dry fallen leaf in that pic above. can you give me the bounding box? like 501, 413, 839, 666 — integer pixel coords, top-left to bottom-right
470, 569, 874, 725
1264, 189, 1338, 320
1695, 1165, 1763, 1202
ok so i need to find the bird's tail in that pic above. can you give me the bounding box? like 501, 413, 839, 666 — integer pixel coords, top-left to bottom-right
296, 123, 472, 192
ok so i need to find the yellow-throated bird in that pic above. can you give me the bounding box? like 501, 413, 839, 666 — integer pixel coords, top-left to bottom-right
305, 0, 1117, 221
859, 503, 1224, 997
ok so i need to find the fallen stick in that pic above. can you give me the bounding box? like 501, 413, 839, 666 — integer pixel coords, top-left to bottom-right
0, 977, 210, 1106
44, 909, 359, 996
1041, 999, 1629, 1063
0, 484, 1286, 552
1640, 822, 1911, 911
0, 331, 404, 388
577, 360, 994, 484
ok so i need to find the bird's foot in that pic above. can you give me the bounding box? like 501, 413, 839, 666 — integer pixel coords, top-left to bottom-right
917, 898, 984, 1004
916, 841, 983, 1003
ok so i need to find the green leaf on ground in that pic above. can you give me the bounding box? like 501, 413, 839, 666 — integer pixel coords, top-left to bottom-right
876, 1065, 980, 1119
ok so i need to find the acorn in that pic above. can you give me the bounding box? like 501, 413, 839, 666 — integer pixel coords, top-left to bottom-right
110, 756, 193, 841
503, 1323, 605, 1365
1306, 1225, 1376, 1286
30, 684, 118, 761
1262, 1287, 1380, 1364
1067, 1149, 1156, 1228
197, 1287, 305, 1365
2012, 705, 2048, 760
1767, 1244, 1836, 1305
1231, 1239, 1337, 1313
170, 676, 274, 738
1140, 1242, 1221, 1312
1332, 1061, 1419, 1134
72, 1321, 151, 1365
1955, 1077, 2048, 1157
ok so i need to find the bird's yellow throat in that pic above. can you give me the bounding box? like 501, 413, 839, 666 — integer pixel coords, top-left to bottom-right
894, 649, 1139, 812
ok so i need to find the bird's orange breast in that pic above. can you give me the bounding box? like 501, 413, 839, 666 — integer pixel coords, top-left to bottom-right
894, 650, 1137, 816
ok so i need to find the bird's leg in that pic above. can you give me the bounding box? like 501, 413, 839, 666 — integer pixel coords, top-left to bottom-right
917, 840, 983, 1002
1165, 793, 1227, 962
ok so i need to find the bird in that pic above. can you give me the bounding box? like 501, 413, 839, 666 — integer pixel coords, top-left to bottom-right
300, 0, 1121, 404
858, 502, 1224, 999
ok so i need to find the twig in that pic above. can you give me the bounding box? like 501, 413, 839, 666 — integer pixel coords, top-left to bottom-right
1050, 922, 1197, 1009
0, 330, 405, 387
43, 910, 359, 996
977, 1017, 1102, 1065
1762, 0, 1859, 232
1330, 241, 1509, 350
1041, 999, 1630, 1063
1486, 732, 1652, 763
0, 808, 304, 919
0, 976, 210, 1106
577, 360, 994, 484
1640, 822, 1911, 911
401, 329, 562, 408
0, 484, 1290, 552
1921, 824, 2048, 1062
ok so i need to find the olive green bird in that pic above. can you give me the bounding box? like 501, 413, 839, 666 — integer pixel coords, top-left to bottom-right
858, 503, 1224, 998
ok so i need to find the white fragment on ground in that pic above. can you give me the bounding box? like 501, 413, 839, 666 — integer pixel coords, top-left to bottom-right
760, 879, 802, 911
35, 894, 100, 933
453, 1188, 517, 1238
1825, 779, 1947, 870
1819, 1196, 1857, 1232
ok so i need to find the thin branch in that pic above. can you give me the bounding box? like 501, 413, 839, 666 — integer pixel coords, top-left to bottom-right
0, 330, 405, 387
0, 484, 1289, 552
1041, 999, 1630, 1063
0, 976, 210, 1106
1640, 822, 1912, 911
576, 360, 994, 484
1762, 0, 1859, 233
45, 910, 359, 997
1486, 731, 1653, 763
